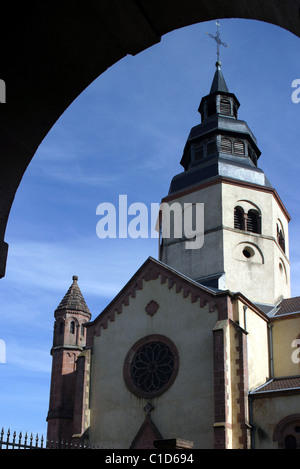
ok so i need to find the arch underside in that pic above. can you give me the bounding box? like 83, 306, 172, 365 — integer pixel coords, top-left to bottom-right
1, 0, 299, 277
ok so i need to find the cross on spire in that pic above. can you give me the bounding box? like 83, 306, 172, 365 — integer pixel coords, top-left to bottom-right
207, 20, 228, 63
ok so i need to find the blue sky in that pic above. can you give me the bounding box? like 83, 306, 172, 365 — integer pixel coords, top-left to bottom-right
1, 18, 300, 437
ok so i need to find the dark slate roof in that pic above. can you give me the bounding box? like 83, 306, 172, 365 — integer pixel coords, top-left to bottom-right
269, 296, 300, 318
251, 377, 300, 395
210, 61, 229, 94
254, 303, 276, 315
55, 275, 91, 314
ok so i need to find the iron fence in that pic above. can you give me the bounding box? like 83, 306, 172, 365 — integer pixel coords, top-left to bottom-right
0, 428, 100, 449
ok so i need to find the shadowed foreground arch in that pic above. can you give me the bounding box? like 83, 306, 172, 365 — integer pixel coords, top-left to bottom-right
1, 0, 300, 278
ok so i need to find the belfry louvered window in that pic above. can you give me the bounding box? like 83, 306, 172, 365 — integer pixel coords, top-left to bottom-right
234, 206, 245, 230
247, 210, 261, 234
221, 137, 232, 154
233, 140, 245, 156
193, 142, 204, 160
234, 206, 261, 234
220, 98, 231, 115
207, 141, 217, 156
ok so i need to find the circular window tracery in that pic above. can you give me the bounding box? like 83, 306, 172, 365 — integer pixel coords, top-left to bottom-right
123, 335, 179, 398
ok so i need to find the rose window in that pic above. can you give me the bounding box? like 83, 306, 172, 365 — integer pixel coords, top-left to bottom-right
124, 335, 179, 398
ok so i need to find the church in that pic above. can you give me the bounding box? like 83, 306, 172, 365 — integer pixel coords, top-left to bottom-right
46, 60, 300, 450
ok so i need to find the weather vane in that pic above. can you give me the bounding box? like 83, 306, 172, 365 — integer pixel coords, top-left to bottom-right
207, 20, 229, 62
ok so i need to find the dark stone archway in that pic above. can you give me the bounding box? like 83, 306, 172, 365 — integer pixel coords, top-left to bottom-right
1, 0, 300, 277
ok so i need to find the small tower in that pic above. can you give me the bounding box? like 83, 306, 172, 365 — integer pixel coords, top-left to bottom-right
160, 62, 291, 306
47, 276, 91, 443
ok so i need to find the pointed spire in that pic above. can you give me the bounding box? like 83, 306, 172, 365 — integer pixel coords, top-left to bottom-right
55, 275, 90, 314
198, 60, 238, 121
210, 60, 229, 94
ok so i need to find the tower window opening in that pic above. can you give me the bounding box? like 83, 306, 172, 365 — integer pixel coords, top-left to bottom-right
233, 140, 245, 156
277, 224, 286, 253
220, 98, 231, 115
247, 210, 261, 234
234, 206, 245, 230
221, 137, 232, 154
70, 321, 75, 334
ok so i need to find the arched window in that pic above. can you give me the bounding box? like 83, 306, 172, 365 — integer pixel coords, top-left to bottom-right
220, 98, 231, 115
274, 415, 300, 449
81, 323, 85, 336
221, 137, 232, 154
70, 321, 75, 334
277, 223, 286, 253
247, 210, 261, 234
234, 206, 245, 230
233, 140, 245, 156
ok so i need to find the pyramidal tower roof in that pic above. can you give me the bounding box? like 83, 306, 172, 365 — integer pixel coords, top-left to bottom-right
55, 275, 91, 314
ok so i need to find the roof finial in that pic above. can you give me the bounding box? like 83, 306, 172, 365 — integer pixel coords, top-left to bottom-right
72, 275, 78, 282
207, 20, 229, 65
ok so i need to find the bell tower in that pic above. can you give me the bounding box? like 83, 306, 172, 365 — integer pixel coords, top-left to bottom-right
47, 275, 91, 443
159, 61, 291, 306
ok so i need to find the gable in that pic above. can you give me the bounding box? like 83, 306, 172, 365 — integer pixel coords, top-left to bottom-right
86, 256, 231, 347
